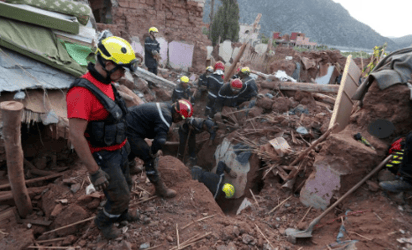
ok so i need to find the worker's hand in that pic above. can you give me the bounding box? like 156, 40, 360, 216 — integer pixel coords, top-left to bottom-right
228, 171, 238, 179
89, 168, 110, 191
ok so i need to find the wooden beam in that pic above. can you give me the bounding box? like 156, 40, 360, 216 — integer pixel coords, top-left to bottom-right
1, 101, 32, 217
224, 43, 248, 82
133, 67, 176, 88
261, 81, 339, 93
313, 93, 336, 105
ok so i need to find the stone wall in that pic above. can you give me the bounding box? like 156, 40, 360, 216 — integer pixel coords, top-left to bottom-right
92, 0, 209, 72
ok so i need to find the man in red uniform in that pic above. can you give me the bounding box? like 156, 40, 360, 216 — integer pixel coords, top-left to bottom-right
66, 36, 139, 239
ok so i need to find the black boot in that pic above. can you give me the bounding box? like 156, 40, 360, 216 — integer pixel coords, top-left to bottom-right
94, 211, 121, 240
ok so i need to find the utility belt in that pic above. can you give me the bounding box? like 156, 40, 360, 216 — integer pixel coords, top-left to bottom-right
70, 78, 128, 148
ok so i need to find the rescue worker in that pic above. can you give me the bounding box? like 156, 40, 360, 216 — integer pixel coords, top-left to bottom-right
197, 66, 214, 88
191, 161, 237, 200
205, 61, 225, 119
236, 67, 258, 105
67, 36, 139, 239
177, 118, 218, 167
380, 132, 412, 192
126, 99, 193, 198
145, 27, 160, 88
214, 78, 244, 113
172, 76, 194, 105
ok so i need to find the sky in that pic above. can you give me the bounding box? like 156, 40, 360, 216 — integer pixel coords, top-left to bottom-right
332, 0, 412, 38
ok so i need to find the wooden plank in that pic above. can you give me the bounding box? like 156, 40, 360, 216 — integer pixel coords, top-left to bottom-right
133, 67, 176, 88
329, 55, 361, 133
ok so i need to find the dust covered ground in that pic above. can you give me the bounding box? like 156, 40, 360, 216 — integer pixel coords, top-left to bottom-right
2, 47, 412, 250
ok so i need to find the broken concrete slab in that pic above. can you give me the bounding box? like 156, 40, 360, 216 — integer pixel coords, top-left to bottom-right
214, 138, 251, 199
218, 40, 233, 63
315, 65, 339, 85
157, 37, 169, 66
168, 41, 194, 71
206, 46, 213, 60
255, 43, 268, 54
329, 55, 360, 133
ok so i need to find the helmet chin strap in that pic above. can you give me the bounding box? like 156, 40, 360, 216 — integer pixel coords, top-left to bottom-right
97, 55, 121, 84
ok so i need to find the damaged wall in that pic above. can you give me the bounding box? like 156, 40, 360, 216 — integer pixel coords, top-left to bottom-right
93, 0, 209, 72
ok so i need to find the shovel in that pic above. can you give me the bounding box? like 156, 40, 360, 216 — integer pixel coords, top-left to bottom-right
286, 154, 391, 243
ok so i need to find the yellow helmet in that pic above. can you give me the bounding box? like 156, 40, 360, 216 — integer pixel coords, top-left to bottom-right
149, 27, 159, 33
222, 183, 235, 198
206, 66, 214, 73
180, 76, 190, 83
240, 67, 251, 75
96, 36, 138, 72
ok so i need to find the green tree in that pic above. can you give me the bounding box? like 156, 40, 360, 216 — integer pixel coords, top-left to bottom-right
210, 0, 240, 46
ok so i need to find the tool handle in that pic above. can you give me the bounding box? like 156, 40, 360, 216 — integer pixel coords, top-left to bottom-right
307, 155, 392, 231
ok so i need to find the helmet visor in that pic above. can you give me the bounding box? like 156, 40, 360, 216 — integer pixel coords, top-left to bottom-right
117, 59, 138, 73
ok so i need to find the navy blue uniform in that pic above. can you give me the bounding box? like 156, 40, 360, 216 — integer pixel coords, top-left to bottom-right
144, 36, 160, 74
191, 161, 232, 199
126, 102, 172, 183
172, 84, 194, 104
205, 73, 224, 118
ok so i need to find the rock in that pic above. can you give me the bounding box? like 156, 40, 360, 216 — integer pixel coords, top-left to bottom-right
76, 195, 94, 205
216, 245, 227, 250
222, 226, 235, 241
62, 235, 77, 246
120, 240, 132, 250
50, 203, 65, 218
153, 88, 171, 102
145, 207, 156, 213
366, 180, 380, 192
242, 234, 255, 244
140, 242, 150, 249
256, 97, 274, 110
378, 169, 396, 182
143, 216, 151, 225
166, 235, 174, 242
272, 97, 291, 113
227, 242, 237, 250
70, 183, 81, 194
233, 226, 240, 236
36, 210, 44, 216
52, 204, 88, 236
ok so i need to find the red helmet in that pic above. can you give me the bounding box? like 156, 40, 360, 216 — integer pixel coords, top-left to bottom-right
214, 61, 225, 71
175, 99, 193, 119
230, 79, 243, 90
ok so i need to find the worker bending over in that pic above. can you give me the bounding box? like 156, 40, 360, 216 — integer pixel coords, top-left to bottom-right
191, 161, 237, 200
126, 99, 193, 198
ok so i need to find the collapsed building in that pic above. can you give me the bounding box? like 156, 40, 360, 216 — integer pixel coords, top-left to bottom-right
1, 0, 412, 250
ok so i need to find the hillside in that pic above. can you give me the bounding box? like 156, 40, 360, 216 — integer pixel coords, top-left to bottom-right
391, 35, 412, 49
203, 0, 400, 51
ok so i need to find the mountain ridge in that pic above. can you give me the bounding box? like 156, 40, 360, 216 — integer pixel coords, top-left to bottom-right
203, 0, 402, 51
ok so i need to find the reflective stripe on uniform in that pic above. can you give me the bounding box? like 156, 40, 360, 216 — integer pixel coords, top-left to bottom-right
156, 103, 171, 128
103, 208, 121, 218
214, 173, 224, 199
208, 92, 217, 98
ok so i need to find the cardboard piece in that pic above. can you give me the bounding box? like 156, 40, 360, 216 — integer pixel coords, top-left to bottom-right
328, 55, 361, 133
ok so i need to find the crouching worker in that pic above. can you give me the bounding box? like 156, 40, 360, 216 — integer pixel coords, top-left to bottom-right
380, 132, 412, 192
126, 99, 193, 198
67, 36, 139, 239
177, 118, 218, 167
191, 161, 237, 199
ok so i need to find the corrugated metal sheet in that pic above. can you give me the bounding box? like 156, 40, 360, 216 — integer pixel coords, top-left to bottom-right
0, 47, 75, 92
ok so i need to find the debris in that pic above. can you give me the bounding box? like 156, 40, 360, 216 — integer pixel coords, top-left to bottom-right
296, 126, 308, 135
250, 189, 260, 207
181, 214, 216, 230
268, 196, 292, 214
353, 133, 375, 150
0, 173, 63, 191
43, 216, 95, 235
0, 207, 15, 223
236, 198, 252, 215
275, 70, 297, 82
85, 183, 96, 195
269, 137, 292, 157
255, 224, 275, 250
70, 183, 81, 194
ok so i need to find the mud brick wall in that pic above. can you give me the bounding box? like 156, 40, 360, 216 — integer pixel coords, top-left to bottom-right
96, 0, 209, 72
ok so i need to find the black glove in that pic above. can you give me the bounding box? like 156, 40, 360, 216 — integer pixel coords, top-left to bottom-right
204, 119, 218, 140
90, 168, 110, 191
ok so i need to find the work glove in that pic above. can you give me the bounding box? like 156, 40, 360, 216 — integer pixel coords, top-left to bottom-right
90, 168, 110, 191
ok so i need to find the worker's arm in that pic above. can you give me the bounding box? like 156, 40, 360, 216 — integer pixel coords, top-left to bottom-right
69, 118, 110, 190
69, 118, 99, 174
217, 161, 238, 178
